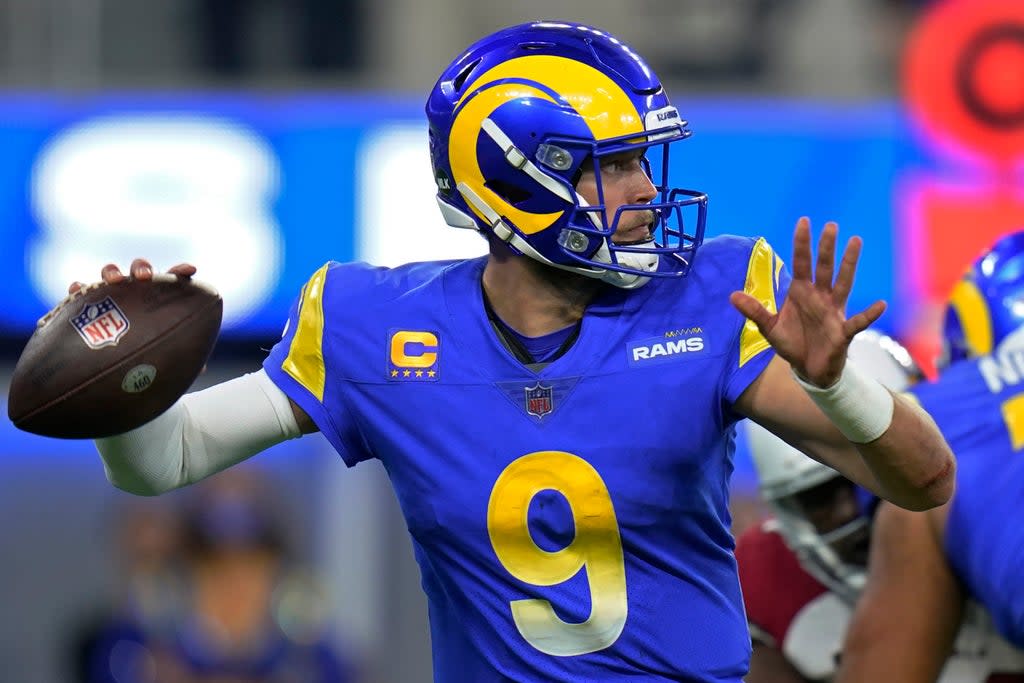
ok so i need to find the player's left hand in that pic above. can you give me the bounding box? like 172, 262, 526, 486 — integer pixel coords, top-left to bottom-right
729, 217, 886, 388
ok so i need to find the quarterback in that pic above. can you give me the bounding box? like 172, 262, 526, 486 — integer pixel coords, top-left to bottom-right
84, 21, 953, 682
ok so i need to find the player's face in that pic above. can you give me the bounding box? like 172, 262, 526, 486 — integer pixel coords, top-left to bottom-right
793, 477, 871, 566
575, 149, 658, 245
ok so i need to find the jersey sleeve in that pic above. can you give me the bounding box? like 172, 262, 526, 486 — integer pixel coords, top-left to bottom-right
263, 262, 373, 467
722, 237, 792, 406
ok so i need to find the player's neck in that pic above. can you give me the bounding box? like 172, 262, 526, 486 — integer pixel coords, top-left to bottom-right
482, 246, 601, 337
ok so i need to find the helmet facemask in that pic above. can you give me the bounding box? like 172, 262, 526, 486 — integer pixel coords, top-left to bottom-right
541, 128, 708, 289
445, 112, 707, 290
770, 477, 878, 605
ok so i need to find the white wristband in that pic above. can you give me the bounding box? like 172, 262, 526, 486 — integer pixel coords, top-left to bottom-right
792, 362, 895, 444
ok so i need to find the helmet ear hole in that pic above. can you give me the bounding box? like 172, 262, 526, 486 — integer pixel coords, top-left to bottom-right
486, 179, 532, 207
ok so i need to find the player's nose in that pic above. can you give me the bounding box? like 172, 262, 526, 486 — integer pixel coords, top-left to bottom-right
630, 168, 657, 204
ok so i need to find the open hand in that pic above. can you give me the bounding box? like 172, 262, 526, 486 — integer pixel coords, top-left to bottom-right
729, 217, 886, 387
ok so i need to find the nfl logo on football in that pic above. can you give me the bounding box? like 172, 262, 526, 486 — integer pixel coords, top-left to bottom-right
71, 297, 130, 349
525, 383, 553, 418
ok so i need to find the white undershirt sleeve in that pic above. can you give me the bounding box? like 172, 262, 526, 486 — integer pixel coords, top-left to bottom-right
94, 369, 302, 495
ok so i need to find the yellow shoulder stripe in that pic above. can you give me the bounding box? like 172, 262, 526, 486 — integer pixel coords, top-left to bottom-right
739, 238, 777, 368
282, 263, 330, 402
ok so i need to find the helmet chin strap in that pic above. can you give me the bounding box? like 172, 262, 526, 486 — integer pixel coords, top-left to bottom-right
590, 240, 658, 290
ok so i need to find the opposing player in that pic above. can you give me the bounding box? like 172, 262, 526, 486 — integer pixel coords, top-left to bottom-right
837, 232, 1024, 683
82, 21, 953, 682
737, 330, 921, 682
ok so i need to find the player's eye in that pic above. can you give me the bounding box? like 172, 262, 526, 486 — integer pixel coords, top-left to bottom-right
601, 154, 645, 174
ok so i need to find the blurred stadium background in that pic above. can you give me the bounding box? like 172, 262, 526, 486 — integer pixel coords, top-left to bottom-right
1, 0, 1021, 680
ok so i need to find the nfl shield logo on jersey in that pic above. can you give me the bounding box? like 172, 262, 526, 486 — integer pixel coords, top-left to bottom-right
71, 297, 130, 349
525, 383, 554, 418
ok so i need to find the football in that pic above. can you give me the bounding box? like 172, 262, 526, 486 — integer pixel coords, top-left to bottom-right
7, 274, 222, 439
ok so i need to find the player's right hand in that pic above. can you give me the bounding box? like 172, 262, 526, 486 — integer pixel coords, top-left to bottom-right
68, 259, 197, 294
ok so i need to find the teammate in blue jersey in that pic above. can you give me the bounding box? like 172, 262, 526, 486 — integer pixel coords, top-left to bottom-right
837, 232, 1024, 683
83, 21, 953, 682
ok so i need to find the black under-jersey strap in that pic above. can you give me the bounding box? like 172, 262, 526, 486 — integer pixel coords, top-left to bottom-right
480, 285, 581, 371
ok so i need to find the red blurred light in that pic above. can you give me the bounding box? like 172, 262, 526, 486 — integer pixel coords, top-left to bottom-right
969, 39, 1024, 117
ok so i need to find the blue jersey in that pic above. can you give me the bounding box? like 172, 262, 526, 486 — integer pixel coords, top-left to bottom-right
911, 349, 1024, 647
264, 236, 790, 682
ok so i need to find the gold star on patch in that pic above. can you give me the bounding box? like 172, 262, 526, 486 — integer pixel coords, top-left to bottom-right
391, 369, 399, 377
403, 370, 411, 377
415, 370, 424, 377
427, 370, 436, 378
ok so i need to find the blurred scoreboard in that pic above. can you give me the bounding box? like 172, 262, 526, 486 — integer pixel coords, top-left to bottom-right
0, 95, 485, 339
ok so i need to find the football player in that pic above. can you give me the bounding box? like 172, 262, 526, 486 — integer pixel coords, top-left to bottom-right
836, 232, 1024, 683
740, 330, 1024, 682
81, 21, 953, 682
738, 330, 919, 682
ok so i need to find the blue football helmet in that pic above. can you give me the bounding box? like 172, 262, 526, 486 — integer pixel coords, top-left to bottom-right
425, 21, 708, 289
941, 230, 1024, 368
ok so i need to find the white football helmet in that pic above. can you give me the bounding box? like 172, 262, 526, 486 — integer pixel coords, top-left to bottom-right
746, 330, 922, 603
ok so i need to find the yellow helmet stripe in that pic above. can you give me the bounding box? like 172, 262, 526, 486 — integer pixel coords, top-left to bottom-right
949, 279, 994, 357
449, 82, 563, 235
449, 55, 644, 236
458, 55, 643, 140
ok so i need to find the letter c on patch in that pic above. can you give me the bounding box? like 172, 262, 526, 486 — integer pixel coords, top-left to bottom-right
390, 331, 439, 368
